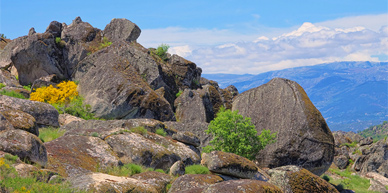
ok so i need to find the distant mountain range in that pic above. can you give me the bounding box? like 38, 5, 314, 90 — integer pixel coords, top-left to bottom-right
203, 61, 388, 132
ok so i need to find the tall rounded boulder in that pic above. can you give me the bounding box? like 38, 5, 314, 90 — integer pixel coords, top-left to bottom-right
232, 78, 335, 176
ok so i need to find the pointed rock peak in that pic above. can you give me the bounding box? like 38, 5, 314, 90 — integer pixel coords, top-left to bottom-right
72, 16, 83, 25
103, 18, 141, 43
28, 27, 36, 36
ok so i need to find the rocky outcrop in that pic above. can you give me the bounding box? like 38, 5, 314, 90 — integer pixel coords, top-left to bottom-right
164, 121, 211, 148
268, 165, 339, 193
73, 41, 175, 121
0, 69, 20, 87
172, 131, 201, 147
201, 151, 268, 180
360, 137, 373, 146
202, 179, 283, 193
169, 160, 185, 176
0, 109, 38, 136
232, 78, 335, 176
132, 171, 173, 192
45, 135, 120, 177
68, 172, 158, 193
168, 174, 224, 193
0, 113, 15, 131
353, 139, 388, 177
103, 18, 141, 43
0, 95, 59, 127
0, 129, 47, 166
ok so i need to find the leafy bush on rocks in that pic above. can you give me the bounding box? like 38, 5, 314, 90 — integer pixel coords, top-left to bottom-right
204, 106, 277, 160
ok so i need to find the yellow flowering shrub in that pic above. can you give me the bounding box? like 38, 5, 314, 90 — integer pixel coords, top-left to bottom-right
30, 81, 78, 104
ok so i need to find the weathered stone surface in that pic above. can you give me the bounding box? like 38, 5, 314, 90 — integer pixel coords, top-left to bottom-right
45, 135, 119, 177
164, 121, 210, 148
360, 137, 373, 146
175, 88, 214, 123
58, 113, 84, 127
0, 113, 15, 131
62, 119, 168, 139
31, 74, 61, 92
168, 54, 202, 90
354, 139, 388, 177
68, 172, 158, 193
333, 131, 364, 148
0, 95, 59, 127
334, 155, 349, 169
168, 174, 223, 193
45, 21, 63, 37
132, 171, 173, 192
0, 69, 20, 87
365, 172, 388, 191
169, 160, 185, 176
172, 131, 201, 147
73, 41, 175, 121
268, 165, 339, 193
106, 132, 200, 170
0, 129, 47, 166
103, 18, 141, 43
202, 179, 283, 193
232, 78, 335, 176
0, 109, 38, 136
201, 151, 259, 179
368, 179, 388, 193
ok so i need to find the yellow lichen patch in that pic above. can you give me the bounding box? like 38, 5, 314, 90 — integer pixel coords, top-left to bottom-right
30, 81, 78, 104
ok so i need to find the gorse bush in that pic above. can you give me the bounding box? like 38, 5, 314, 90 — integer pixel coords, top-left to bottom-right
204, 106, 277, 160
30, 81, 78, 104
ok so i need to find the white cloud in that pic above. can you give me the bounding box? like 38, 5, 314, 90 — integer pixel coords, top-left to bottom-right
138, 14, 388, 74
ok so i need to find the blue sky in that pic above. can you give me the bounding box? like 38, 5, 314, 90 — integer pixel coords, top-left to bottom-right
1, 0, 387, 74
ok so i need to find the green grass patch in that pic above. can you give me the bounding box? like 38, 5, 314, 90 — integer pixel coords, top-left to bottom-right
325, 167, 379, 193
0, 83, 5, 89
0, 90, 26, 99
38, 127, 66, 143
101, 163, 151, 177
340, 141, 358, 148
155, 128, 167, 137
53, 96, 99, 120
185, 164, 209, 174
23, 85, 32, 91
176, 90, 183, 98
130, 126, 148, 136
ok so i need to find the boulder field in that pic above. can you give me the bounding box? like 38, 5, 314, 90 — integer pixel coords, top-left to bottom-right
0, 17, 347, 192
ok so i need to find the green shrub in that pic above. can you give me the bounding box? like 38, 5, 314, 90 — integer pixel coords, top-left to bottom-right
204, 106, 277, 160
153, 44, 170, 61
38, 127, 66, 143
0, 83, 5, 89
102, 163, 145, 177
321, 175, 330, 182
91, 132, 99, 137
53, 96, 97, 120
23, 85, 32, 91
176, 90, 183, 98
154, 169, 165, 173
155, 128, 167, 137
0, 90, 26, 99
130, 126, 148, 135
185, 164, 209, 174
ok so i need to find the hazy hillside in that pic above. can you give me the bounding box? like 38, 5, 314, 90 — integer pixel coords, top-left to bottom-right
358, 121, 388, 142
203, 61, 388, 132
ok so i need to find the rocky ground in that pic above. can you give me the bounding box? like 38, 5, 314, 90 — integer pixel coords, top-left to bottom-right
0, 17, 386, 192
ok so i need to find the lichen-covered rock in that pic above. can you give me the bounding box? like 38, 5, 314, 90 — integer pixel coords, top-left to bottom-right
31, 74, 61, 92
106, 132, 200, 170
172, 131, 201, 147
0, 129, 47, 166
168, 174, 223, 193
68, 172, 158, 193
232, 78, 335, 176
0, 95, 59, 127
168, 54, 202, 90
45, 135, 119, 177
202, 179, 283, 193
201, 151, 262, 179
62, 119, 168, 139
0, 109, 38, 136
132, 171, 173, 192
267, 165, 339, 193
164, 121, 210, 148
0, 69, 20, 87
359, 137, 373, 146
73, 41, 175, 121
103, 18, 141, 43
0, 113, 15, 131
334, 155, 349, 169
169, 160, 185, 176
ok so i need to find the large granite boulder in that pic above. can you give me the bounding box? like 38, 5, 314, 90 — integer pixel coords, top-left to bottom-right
202, 179, 283, 193
0, 113, 14, 131
353, 139, 388, 177
0, 95, 59, 127
0, 129, 47, 166
68, 172, 158, 193
45, 135, 120, 177
0, 109, 38, 136
267, 165, 339, 193
232, 78, 335, 176
103, 18, 141, 43
73, 41, 175, 121
168, 174, 224, 193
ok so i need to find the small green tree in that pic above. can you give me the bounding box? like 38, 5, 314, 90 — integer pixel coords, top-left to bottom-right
204, 107, 276, 160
